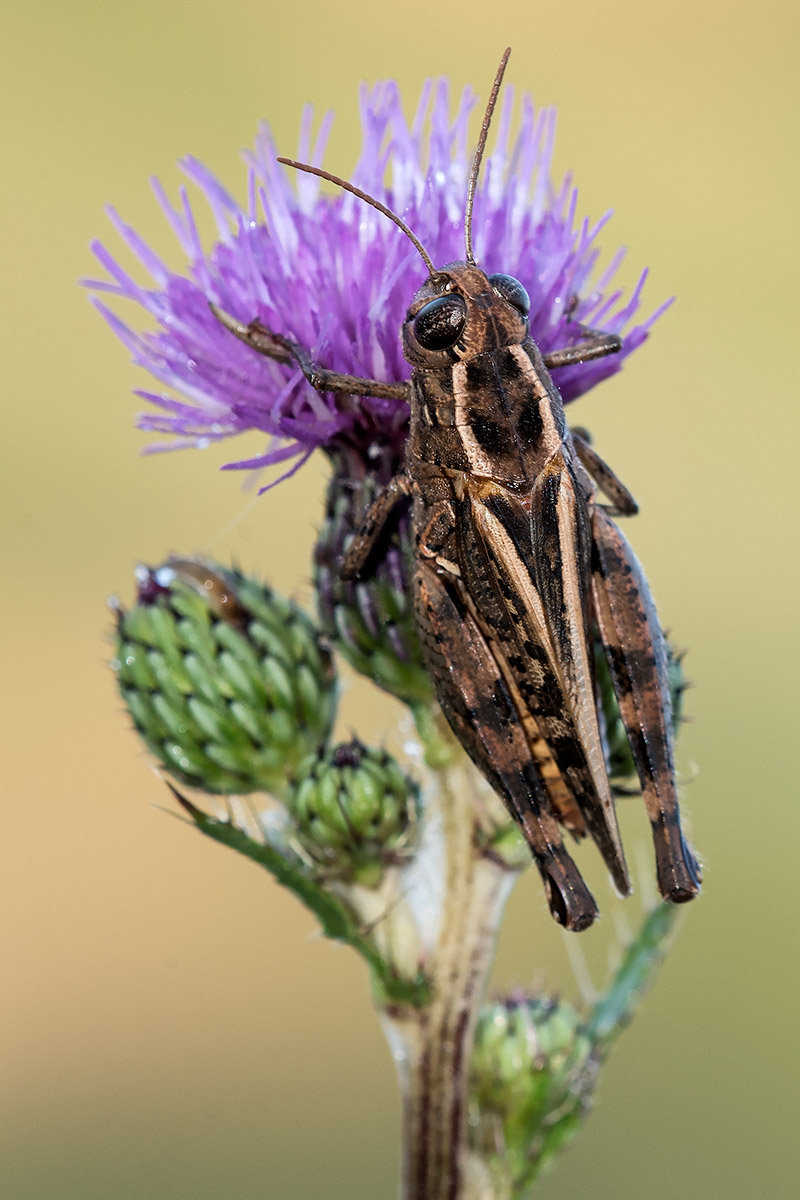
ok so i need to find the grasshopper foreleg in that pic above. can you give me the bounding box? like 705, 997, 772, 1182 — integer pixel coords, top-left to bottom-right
571, 430, 639, 516
340, 474, 412, 581
590, 505, 701, 902
210, 304, 411, 402
543, 301, 623, 370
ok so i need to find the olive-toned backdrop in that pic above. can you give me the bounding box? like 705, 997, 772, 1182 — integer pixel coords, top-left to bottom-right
3, 2, 797, 1196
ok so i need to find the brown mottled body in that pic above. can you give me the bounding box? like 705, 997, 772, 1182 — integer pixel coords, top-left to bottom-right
215, 258, 701, 930
212, 127, 700, 930
340, 260, 698, 929
372, 261, 695, 928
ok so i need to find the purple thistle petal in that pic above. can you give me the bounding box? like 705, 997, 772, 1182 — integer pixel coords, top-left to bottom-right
104, 207, 171, 287
221, 441, 308, 471
88, 75, 669, 479
178, 156, 240, 243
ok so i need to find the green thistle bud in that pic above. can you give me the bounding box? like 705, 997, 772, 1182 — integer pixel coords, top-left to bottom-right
314, 450, 433, 707
470, 996, 595, 1187
287, 739, 421, 886
111, 558, 337, 797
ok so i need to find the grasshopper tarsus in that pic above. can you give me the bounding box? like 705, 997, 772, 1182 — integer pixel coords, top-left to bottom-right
544, 297, 623, 369
209, 303, 294, 362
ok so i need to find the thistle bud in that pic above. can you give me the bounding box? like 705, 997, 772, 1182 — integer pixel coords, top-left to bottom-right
287, 739, 420, 886
314, 452, 433, 707
470, 996, 595, 1185
111, 558, 337, 797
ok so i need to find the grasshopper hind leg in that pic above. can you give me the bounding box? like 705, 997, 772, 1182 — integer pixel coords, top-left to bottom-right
414, 561, 599, 931
590, 506, 701, 903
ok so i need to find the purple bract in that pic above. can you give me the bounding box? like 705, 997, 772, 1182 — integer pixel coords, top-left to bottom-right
87, 78, 670, 486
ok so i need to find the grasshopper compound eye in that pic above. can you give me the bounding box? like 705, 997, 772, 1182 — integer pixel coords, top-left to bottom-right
488, 273, 530, 315
413, 295, 468, 350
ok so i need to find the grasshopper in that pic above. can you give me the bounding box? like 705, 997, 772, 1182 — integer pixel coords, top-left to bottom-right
212, 49, 700, 930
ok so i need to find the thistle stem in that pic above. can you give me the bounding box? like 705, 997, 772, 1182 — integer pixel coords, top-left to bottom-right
382, 719, 519, 1200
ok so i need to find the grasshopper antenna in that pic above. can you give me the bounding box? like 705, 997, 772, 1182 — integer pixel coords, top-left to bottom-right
464, 47, 511, 265
277, 157, 437, 277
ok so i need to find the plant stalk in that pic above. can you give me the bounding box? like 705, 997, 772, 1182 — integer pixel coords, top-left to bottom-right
382, 732, 519, 1200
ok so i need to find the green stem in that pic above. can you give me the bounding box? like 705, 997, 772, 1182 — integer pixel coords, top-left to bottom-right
586, 900, 680, 1047
383, 716, 520, 1200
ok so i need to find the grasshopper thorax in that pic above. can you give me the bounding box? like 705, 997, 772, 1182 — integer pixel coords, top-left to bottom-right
402, 262, 531, 368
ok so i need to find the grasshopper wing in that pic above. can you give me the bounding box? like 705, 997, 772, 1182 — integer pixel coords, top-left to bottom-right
464, 470, 631, 899
413, 557, 600, 931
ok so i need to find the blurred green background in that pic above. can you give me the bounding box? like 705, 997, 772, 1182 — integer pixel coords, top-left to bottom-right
3, 1, 798, 1196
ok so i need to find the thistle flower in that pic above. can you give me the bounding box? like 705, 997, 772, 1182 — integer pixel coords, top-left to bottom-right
86, 78, 669, 484
89, 76, 670, 704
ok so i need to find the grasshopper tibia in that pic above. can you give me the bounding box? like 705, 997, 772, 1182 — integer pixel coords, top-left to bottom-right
590, 506, 701, 902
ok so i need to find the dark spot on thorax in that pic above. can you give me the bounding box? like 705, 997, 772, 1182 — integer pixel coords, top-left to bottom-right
469, 413, 514, 455
516, 400, 543, 445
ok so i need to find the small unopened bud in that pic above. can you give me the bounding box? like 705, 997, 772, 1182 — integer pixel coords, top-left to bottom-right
470, 996, 595, 1184
287, 739, 420, 886
111, 558, 337, 797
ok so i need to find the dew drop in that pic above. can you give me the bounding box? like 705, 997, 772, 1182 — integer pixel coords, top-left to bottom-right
154, 565, 176, 587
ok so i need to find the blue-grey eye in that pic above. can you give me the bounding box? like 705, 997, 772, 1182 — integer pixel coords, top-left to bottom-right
413, 295, 467, 350
488, 273, 530, 315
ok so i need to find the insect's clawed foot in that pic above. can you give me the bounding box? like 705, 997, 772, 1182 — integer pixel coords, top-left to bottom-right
209, 303, 292, 362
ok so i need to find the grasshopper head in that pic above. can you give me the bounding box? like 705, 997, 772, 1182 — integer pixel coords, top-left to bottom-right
402, 262, 531, 368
